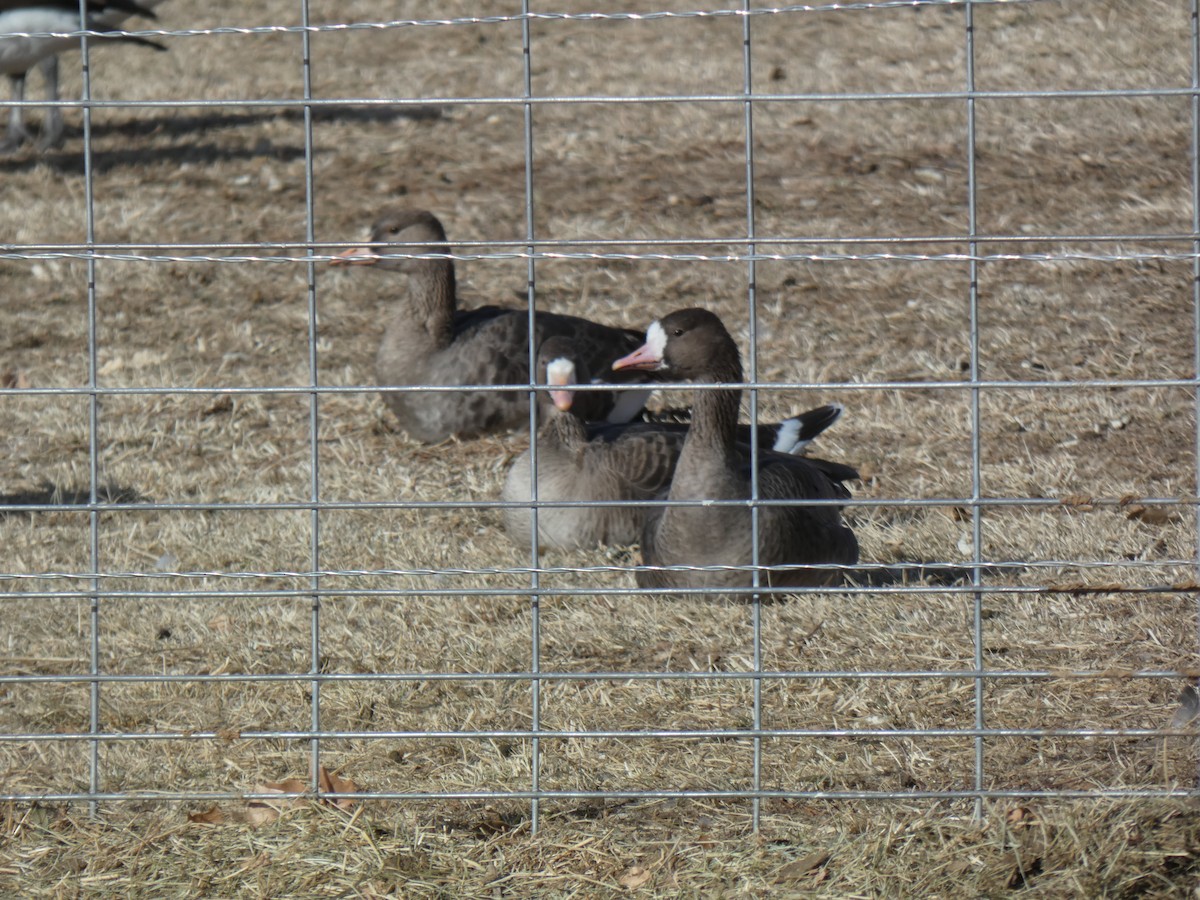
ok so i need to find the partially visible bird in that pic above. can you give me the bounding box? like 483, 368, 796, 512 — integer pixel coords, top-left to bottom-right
0, 0, 166, 153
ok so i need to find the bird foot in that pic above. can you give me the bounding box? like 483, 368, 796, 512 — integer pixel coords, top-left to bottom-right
34, 122, 64, 152
0, 125, 32, 155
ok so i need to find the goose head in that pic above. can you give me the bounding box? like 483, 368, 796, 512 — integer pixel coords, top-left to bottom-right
331, 207, 450, 270
611, 307, 739, 380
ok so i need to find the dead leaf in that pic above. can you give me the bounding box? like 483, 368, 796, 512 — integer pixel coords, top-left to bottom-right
318, 765, 361, 812
1006, 856, 1043, 888
944, 505, 971, 522
232, 851, 273, 875
246, 779, 299, 826
203, 394, 234, 417
617, 864, 653, 890
1170, 685, 1200, 730
795, 618, 824, 645
1060, 494, 1095, 511
475, 807, 511, 836
945, 858, 972, 877
1, 369, 30, 389
1126, 504, 1175, 526
242, 805, 279, 826
243, 766, 361, 826
1006, 806, 1036, 828
187, 806, 225, 825
775, 850, 831, 882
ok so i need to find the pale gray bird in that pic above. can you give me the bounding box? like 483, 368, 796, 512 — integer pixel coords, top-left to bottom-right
0, 0, 166, 152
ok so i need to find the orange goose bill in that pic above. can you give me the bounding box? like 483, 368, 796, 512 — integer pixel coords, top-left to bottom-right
330, 246, 381, 266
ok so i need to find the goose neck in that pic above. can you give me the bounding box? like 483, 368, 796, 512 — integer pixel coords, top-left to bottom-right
684, 358, 743, 457
407, 257, 458, 347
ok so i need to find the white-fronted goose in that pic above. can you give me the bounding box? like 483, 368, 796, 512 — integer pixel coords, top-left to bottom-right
502, 335, 845, 550
331, 208, 652, 442
612, 307, 859, 597
0, 1, 165, 152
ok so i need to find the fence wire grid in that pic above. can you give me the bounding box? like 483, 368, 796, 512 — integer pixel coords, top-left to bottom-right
2, 0, 1199, 833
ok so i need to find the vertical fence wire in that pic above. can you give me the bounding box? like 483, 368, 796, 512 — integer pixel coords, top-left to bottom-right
1191, 0, 1200, 788
963, 0, 987, 819
520, 0, 543, 834
75, 0, 102, 818
740, 0, 765, 832
299, 0, 323, 798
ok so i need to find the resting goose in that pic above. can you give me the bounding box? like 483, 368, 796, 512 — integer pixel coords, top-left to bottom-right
502, 335, 845, 550
331, 207, 651, 442
612, 307, 859, 597
0, 0, 166, 152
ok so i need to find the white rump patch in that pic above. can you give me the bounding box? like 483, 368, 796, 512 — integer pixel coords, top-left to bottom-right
772, 418, 803, 454
644, 320, 668, 360
605, 388, 652, 424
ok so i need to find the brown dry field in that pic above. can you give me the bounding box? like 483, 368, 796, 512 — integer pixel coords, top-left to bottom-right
3, 0, 1200, 896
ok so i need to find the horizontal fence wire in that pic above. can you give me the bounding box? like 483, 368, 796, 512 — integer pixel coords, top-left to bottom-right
0, 1, 1056, 41
0, 0, 1197, 832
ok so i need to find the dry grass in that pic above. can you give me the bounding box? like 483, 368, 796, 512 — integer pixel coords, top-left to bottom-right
2, 0, 1200, 895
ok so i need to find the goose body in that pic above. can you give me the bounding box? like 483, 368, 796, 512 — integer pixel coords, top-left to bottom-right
332, 208, 651, 443
612, 308, 859, 597
0, 0, 165, 152
502, 336, 845, 550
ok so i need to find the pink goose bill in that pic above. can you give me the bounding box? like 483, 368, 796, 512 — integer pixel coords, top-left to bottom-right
611, 321, 667, 372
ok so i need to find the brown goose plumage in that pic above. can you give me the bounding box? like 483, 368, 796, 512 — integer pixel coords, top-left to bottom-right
503, 335, 846, 551
612, 308, 859, 598
331, 208, 650, 443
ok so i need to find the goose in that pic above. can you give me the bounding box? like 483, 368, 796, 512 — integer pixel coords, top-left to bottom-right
612, 307, 859, 598
502, 334, 844, 550
331, 207, 652, 442
0, 1, 166, 152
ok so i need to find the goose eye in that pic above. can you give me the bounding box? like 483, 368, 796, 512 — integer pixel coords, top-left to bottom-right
388, 226, 401, 235
672, 328, 684, 337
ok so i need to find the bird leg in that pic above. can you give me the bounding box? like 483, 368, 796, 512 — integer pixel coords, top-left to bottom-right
34, 54, 63, 150
1, 72, 33, 154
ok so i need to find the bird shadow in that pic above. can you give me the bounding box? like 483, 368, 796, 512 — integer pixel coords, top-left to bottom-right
0, 102, 443, 173
0, 481, 145, 516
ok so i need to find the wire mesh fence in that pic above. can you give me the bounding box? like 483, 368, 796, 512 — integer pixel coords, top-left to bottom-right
1, 0, 1198, 835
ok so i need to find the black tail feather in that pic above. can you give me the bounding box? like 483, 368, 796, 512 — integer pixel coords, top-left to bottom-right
99, 34, 167, 52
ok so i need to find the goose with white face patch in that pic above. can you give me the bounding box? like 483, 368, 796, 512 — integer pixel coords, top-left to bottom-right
502, 334, 846, 551
330, 208, 653, 443
612, 307, 859, 598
